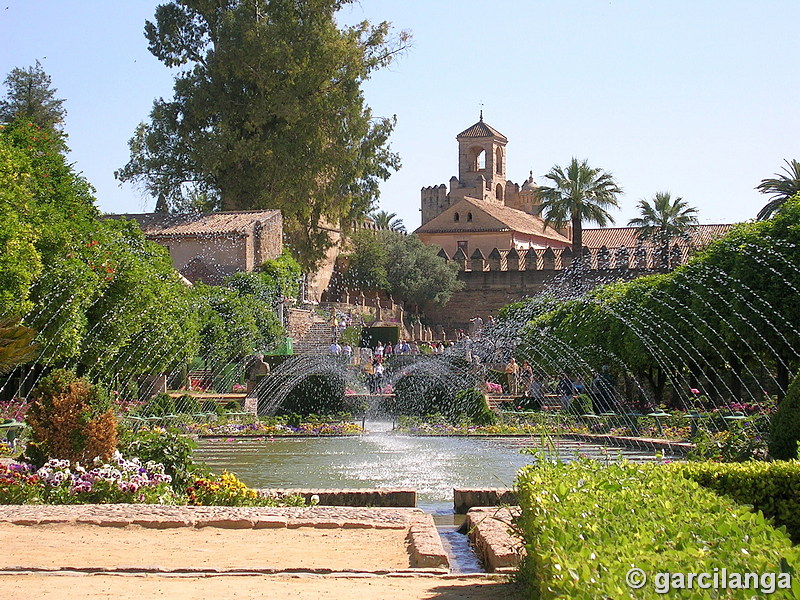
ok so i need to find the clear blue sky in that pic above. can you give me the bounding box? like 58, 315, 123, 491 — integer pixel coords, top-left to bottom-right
2, 1, 798, 229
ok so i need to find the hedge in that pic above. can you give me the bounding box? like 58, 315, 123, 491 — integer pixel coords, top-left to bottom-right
664, 460, 800, 543
515, 460, 799, 599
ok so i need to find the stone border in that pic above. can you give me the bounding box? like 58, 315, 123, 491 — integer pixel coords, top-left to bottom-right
454, 488, 517, 514
406, 512, 449, 570
464, 507, 524, 573
562, 432, 693, 455
0, 505, 449, 574
260, 488, 416, 507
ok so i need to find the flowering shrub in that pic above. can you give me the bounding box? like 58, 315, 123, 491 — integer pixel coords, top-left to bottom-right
231, 383, 246, 392
0, 397, 30, 421
186, 471, 305, 507
0, 453, 176, 505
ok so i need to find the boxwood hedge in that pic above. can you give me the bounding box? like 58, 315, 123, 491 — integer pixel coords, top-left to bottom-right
515, 460, 799, 599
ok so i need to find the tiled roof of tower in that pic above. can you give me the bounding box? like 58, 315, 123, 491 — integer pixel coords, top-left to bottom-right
456, 118, 508, 141
104, 210, 281, 237
582, 224, 736, 248
415, 197, 571, 244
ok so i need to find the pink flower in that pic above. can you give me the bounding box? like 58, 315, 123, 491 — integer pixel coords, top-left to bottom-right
690, 388, 700, 395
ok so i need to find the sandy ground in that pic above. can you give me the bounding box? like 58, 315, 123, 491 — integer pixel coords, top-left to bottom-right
0, 523, 411, 572
0, 573, 523, 600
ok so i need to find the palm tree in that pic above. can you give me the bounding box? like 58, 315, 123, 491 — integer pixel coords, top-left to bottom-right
537, 158, 623, 254
628, 192, 699, 267
756, 159, 800, 220
369, 210, 406, 233
0, 318, 38, 375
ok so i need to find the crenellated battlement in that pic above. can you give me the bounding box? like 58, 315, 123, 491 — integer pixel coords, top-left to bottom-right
441, 244, 688, 272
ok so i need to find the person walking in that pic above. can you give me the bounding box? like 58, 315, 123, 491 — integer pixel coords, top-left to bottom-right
504, 357, 520, 395
557, 373, 575, 411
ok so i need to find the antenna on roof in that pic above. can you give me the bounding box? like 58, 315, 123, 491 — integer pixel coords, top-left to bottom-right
479, 102, 484, 121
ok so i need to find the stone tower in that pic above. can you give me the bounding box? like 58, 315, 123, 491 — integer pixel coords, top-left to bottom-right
455, 111, 509, 204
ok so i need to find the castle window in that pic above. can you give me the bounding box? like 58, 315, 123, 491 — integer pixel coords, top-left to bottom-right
468, 146, 486, 171
496, 148, 503, 174
467, 212, 473, 222
454, 212, 460, 222
495, 184, 504, 201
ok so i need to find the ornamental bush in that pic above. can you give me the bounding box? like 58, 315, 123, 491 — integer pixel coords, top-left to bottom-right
515, 460, 799, 599
769, 372, 800, 460
25, 369, 117, 467
665, 460, 800, 543
118, 427, 198, 492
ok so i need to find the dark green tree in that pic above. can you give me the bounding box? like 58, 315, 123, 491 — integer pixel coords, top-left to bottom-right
381, 231, 463, 310
628, 192, 699, 267
116, 0, 409, 269
0, 61, 66, 133
756, 159, 800, 220
537, 157, 623, 254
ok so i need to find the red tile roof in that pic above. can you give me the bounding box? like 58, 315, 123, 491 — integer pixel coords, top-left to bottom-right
456, 118, 508, 141
415, 197, 571, 244
582, 224, 735, 249
105, 210, 281, 237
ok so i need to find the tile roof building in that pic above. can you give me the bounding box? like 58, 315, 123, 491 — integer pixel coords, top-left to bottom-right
104, 210, 283, 284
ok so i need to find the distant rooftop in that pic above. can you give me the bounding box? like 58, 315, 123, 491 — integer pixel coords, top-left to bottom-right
582, 224, 736, 249
104, 210, 281, 237
456, 114, 508, 141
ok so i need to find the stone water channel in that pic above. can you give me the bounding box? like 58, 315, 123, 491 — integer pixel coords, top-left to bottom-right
193, 421, 675, 573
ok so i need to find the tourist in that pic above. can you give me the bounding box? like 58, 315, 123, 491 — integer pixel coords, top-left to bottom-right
374, 342, 384, 358
504, 357, 519, 395
519, 360, 533, 393
364, 359, 376, 393
527, 374, 545, 409
557, 374, 575, 410
329, 340, 341, 355
343, 343, 353, 363
394, 341, 404, 354
384, 342, 393, 356
374, 360, 385, 393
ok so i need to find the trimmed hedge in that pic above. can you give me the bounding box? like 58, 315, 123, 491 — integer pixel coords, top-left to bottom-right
516, 460, 799, 599
770, 372, 800, 460
665, 460, 800, 543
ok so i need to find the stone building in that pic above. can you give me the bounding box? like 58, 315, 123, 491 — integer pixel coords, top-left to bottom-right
414, 116, 735, 332
105, 210, 283, 284
416, 114, 571, 259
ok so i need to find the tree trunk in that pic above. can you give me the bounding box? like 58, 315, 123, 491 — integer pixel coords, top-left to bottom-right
571, 215, 583, 256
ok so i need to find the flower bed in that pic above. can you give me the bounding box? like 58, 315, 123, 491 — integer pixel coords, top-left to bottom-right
0, 453, 176, 505
178, 421, 364, 437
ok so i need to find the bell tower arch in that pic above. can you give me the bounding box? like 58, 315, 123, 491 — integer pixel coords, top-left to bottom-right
456, 112, 508, 203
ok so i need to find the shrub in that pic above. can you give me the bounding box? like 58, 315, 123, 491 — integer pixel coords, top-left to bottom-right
665, 460, 800, 543
453, 388, 496, 425
515, 459, 799, 599
769, 373, 800, 460
567, 393, 593, 416
142, 393, 176, 417
118, 427, 198, 491
25, 369, 117, 466
173, 394, 201, 414
279, 374, 345, 416
688, 421, 768, 462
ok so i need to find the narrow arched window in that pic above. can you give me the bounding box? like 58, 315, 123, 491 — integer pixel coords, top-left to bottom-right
495, 184, 504, 201
454, 212, 460, 222
467, 212, 473, 222
496, 148, 503, 174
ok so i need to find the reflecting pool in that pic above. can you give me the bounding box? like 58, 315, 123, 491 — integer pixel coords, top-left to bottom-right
194, 421, 673, 511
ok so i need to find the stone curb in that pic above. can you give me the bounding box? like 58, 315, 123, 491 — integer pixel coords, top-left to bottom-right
406, 512, 449, 570
464, 507, 524, 573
